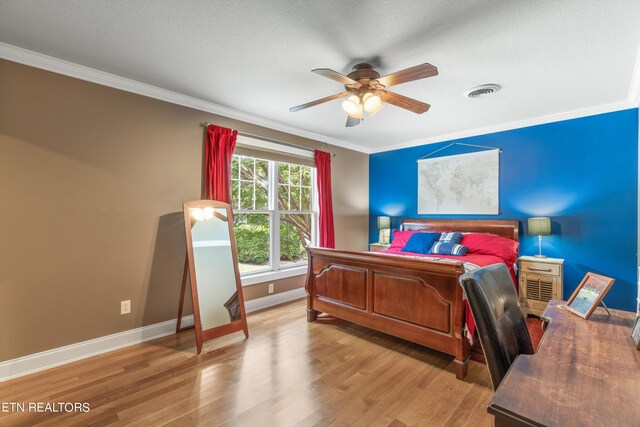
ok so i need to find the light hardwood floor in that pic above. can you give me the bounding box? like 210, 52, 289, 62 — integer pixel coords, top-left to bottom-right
0, 299, 494, 426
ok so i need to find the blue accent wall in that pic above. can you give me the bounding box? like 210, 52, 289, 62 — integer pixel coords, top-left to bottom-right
369, 109, 638, 311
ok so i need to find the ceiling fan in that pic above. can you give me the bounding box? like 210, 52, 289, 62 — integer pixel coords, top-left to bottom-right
290, 62, 438, 127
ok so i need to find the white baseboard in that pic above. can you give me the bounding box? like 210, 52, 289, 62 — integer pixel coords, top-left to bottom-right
0, 287, 305, 383
0, 315, 194, 383
244, 287, 306, 313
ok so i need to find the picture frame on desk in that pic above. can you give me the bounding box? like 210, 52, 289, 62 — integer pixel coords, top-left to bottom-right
631, 317, 640, 350
562, 272, 615, 320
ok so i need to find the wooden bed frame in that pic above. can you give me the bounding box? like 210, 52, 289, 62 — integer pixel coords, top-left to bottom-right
305, 219, 519, 380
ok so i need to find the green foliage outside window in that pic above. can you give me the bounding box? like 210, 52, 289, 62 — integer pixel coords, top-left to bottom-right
234, 214, 269, 264
279, 218, 308, 263
231, 156, 312, 267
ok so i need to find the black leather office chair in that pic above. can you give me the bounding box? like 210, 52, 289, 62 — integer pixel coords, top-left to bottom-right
459, 264, 534, 390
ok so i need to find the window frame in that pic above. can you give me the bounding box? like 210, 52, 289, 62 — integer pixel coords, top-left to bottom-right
232, 154, 317, 279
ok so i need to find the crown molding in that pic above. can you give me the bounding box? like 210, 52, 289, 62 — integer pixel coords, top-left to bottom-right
628, 43, 640, 107
370, 100, 634, 154
0, 42, 370, 154
1, 42, 636, 156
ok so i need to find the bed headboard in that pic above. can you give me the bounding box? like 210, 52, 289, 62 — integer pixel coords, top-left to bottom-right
401, 219, 520, 242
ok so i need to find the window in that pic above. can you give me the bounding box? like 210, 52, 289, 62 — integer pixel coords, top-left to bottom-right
231, 154, 316, 275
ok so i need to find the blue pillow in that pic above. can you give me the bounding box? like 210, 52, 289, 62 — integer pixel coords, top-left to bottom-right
401, 232, 441, 254
438, 232, 463, 244
430, 241, 469, 256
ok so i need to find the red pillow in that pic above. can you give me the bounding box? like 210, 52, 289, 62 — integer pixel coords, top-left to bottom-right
461, 233, 519, 264
389, 230, 421, 250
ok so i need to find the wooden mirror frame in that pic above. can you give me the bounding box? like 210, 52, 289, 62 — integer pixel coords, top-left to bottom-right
177, 200, 248, 353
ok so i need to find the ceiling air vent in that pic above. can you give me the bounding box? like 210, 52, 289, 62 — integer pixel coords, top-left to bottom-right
465, 84, 501, 98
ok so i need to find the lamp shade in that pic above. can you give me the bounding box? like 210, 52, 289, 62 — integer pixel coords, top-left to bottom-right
377, 216, 391, 229
363, 93, 382, 112
342, 95, 362, 116
527, 217, 551, 236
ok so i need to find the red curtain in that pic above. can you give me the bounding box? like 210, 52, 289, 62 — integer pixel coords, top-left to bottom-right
314, 150, 335, 248
204, 124, 238, 202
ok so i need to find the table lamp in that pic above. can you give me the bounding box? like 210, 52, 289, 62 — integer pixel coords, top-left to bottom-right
527, 217, 551, 258
377, 216, 391, 245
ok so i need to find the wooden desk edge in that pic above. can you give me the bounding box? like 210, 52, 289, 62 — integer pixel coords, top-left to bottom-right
488, 299, 638, 427
487, 405, 541, 427
487, 357, 543, 427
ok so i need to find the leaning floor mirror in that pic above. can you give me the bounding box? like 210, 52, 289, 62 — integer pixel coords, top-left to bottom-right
177, 200, 248, 353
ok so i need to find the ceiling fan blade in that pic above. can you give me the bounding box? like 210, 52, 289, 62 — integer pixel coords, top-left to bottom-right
345, 115, 361, 127
380, 91, 431, 114
290, 92, 350, 112
375, 63, 438, 88
312, 68, 358, 85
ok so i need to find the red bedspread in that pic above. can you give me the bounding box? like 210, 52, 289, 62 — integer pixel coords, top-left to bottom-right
376, 249, 517, 343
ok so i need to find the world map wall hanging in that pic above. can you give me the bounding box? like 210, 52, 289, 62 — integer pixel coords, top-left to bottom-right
417, 148, 499, 215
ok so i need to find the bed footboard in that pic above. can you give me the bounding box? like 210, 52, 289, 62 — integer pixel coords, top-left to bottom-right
305, 247, 471, 380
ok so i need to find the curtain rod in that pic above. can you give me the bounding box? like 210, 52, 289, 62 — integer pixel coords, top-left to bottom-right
201, 122, 335, 157
417, 142, 502, 161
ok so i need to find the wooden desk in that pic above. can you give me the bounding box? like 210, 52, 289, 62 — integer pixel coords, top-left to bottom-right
488, 300, 640, 427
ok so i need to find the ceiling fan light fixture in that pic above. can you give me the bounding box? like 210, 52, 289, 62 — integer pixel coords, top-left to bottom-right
341, 95, 361, 115
363, 92, 382, 112
350, 103, 364, 119
291, 62, 438, 127
367, 102, 384, 116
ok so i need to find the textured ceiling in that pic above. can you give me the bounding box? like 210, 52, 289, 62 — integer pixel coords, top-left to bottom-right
1, 0, 640, 152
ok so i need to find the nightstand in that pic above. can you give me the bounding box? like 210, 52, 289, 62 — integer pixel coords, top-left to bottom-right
369, 243, 390, 252
518, 256, 564, 317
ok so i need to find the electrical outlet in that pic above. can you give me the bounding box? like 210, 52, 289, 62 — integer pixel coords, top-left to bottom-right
121, 300, 131, 315
268, 283, 274, 294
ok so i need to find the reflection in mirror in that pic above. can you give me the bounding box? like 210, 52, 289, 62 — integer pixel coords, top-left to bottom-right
179, 201, 248, 354
190, 207, 238, 329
